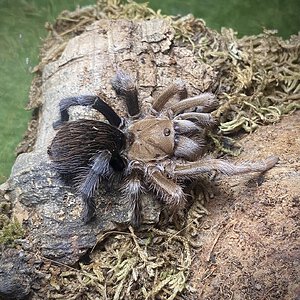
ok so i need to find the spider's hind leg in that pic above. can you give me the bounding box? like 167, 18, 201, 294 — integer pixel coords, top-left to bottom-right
54, 95, 122, 128
76, 150, 113, 223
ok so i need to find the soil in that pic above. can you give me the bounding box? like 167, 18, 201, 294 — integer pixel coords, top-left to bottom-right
189, 111, 300, 300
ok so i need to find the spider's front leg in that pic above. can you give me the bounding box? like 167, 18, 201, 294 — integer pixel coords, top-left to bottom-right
170, 93, 218, 115
151, 79, 218, 116
122, 169, 144, 227
173, 156, 279, 178
152, 80, 187, 112
147, 170, 187, 213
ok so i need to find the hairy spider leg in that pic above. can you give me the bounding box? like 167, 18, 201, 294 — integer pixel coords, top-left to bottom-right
174, 135, 206, 160
53, 95, 122, 128
173, 115, 212, 160
174, 119, 200, 134
111, 70, 140, 117
148, 171, 186, 212
153, 87, 218, 128
173, 156, 279, 178
122, 170, 144, 227
170, 93, 218, 115
78, 150, 114, 223
175, 112, 216, 127
170, 94, 218, 159
152, 80, 188, 112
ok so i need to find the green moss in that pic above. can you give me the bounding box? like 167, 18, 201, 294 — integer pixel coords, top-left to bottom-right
0, 215, 24, 246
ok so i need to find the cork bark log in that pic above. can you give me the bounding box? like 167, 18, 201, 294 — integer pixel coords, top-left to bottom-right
3, 19, 217, 265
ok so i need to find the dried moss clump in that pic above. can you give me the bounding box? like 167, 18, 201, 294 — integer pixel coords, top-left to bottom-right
0, 217, 24, 246
46, 227, 200, 300
41, 198, 209, 299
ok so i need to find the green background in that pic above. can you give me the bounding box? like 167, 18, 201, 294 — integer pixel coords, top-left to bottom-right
0, 0, 299, 183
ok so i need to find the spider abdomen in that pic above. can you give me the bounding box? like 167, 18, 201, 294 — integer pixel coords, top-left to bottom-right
48, 119, 126, 176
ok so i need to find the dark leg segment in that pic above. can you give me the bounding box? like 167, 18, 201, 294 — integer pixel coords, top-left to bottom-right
53, 95, 122, 128
77, 150, 113, 223
111, 70, 140, 117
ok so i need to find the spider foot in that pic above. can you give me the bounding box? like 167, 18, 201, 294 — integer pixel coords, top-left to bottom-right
82, 204, 96, 224
52, 119, 65, 129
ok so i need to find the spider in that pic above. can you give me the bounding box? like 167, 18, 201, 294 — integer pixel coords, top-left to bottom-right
48, 70, 278, 226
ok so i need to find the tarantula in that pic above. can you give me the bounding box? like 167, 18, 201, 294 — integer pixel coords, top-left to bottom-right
48, 70, 278, 226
